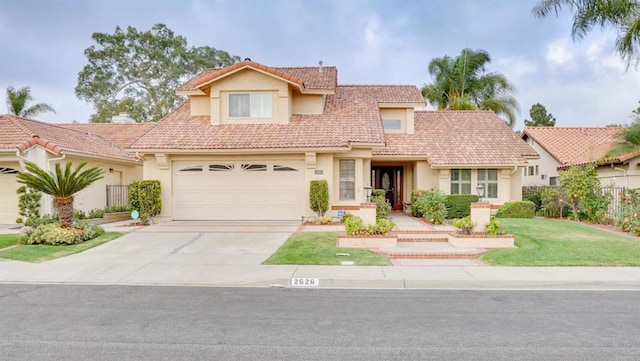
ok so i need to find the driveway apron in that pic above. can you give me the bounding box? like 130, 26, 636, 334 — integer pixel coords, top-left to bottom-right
0, 221, 299, 286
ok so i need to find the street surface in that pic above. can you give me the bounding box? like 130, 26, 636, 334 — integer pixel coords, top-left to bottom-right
1, 285, 639, 360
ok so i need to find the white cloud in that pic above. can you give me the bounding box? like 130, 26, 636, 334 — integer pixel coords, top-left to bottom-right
496, 57, 537, 80
545, 39, 576, 69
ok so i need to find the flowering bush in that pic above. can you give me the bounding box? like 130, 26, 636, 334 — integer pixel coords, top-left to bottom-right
617, 189, 640, 236
413, 189, 448, 224
343, 216, 395, 236
27, 221, 105, 245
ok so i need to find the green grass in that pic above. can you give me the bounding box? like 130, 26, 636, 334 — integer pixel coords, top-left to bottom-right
482, 218, 640, 266
0, 232, 124, 263
0, 234, 21, 249
262, 232, 391, 266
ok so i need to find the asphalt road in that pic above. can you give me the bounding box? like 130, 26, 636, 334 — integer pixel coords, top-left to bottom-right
1, 285, 639, 360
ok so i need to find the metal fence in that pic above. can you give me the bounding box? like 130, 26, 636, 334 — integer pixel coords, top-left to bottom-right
522, 185, 627, 220
106, 185, 129, 207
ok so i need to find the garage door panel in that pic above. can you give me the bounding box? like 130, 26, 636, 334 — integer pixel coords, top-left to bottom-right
0, 167, 20, 223
173, 160, 304, 220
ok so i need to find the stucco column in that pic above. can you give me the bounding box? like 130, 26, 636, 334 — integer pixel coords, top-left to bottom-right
470, 202, 491, 233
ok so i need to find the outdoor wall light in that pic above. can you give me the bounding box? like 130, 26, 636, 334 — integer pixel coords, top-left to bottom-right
363, 186, 372, 203
476, 183, 485, 200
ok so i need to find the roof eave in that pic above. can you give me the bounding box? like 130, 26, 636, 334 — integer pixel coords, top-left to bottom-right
175, 90, 206, 96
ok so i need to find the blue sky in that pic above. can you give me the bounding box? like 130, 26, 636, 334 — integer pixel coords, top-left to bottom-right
1, 0, 638, 130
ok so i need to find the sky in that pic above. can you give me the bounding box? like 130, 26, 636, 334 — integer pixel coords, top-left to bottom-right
1, 0, 639, 130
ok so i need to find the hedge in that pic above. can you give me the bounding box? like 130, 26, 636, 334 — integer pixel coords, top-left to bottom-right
495, 201, 536, 218
128, 180, 162, 224
309, 180, 329, 216
445, 194, 479, 219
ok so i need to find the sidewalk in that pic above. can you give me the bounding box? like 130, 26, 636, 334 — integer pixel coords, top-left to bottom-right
2, 219, 640, 290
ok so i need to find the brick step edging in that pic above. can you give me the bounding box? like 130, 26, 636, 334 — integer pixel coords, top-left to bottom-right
373, 249, 486, 259
396, 238, 449, 243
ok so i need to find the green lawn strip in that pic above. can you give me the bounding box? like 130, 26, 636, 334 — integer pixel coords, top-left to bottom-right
262, 232, 391, 266
0, 232, 125, 263
0, 234, 21, 249
482, 218, 640, 266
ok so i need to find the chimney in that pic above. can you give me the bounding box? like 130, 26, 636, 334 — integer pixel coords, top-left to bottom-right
318, 60, 323, 73
111, 112, 136, 124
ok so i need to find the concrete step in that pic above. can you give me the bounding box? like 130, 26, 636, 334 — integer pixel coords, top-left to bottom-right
397, 233, 449, 242
374, 242, 486, 259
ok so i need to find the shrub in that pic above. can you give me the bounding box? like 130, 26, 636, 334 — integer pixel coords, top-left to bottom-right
27, 221, 104, 246
343, 216, 395, 236
339, 212, 355, 224
452, 216, 474, 235
413, 189, 447, 224
89, 208, 105, 219
344, 215, 364, 235
486, 216, 502, 236
25, 214, 59, 228
581, 191, 612, 224
313, 216, 333, 225
104, 205, 130, 213
129, 180, 162, 225
371, 189, 391, 219
445, 194, 479, 219
309, 180, 329, 217
496, 201, 535, 218
618, 188, 640, 236
16, 185, 41, 225
411, 190, 427, 217
74, 209, 87, 220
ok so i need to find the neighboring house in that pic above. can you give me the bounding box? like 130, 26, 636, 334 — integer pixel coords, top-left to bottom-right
127, 60, 538, 221
521, 126, 640, 188
0, 114, 147, 223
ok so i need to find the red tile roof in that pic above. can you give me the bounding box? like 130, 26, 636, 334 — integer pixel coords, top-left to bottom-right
375, 110, 537, 166
131, 85, 423, 150
0, 115, 139, 163
177, 61, 338, 92
521, 126, 634, 166
60, 123, 156, 149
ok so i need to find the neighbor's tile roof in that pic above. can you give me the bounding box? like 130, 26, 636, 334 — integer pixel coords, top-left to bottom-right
60, 123, 156, 149
0, 114, 138, 162
375, 110, 537, 165
521, 126, 634, 166
177, 60, 338, 92
130, 85, 422, 150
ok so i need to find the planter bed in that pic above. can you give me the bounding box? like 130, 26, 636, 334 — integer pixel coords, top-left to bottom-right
337, 233, 398, 248
448, 232, 515, 249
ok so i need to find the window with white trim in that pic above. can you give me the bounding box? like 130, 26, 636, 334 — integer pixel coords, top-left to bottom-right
450, 169, 471, 194
477, 169, 498, 198
339, 160, 355, 200
229, 92, 272, 118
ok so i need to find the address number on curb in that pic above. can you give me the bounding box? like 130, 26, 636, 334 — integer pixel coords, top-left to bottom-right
291, 278, 319, 287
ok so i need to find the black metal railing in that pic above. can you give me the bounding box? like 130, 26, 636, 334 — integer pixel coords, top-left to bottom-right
106, 184, 129, 207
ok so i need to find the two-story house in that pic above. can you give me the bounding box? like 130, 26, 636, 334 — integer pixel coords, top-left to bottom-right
128, 60, 537, 221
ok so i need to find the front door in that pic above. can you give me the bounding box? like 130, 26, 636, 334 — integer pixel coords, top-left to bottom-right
371, 166, 403, 210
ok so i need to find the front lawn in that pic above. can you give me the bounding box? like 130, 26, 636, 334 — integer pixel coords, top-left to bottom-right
263, 232, 391, 266
0, 234, 21, 249
0, 232, 124, 263
482, 218, 640, 266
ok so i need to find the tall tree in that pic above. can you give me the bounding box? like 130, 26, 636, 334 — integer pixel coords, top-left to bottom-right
524, 103, 557, 126
16, 162, 104, 228
76, 23, 240, 123
533, 0, 640, 67
421, 48, 520, 127
5, 86, 56, 118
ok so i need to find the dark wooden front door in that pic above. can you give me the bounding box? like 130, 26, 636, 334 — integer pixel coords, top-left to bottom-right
371, 166, 403, 210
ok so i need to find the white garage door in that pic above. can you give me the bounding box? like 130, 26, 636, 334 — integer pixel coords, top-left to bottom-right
0, 167, 20, 224
173, 160, 304, 220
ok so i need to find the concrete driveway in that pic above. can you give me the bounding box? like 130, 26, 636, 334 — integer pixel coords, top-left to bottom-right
0, 221, 300, 286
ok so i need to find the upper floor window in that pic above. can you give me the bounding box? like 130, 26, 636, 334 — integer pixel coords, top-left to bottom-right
229, 92, 272, 118
450, 169, 471, 194
477, 169, 498, 198
382, 119, 402, 131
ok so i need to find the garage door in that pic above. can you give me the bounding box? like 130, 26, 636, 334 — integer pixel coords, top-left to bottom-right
0, 167, 20, 224
173, 160, 304, 220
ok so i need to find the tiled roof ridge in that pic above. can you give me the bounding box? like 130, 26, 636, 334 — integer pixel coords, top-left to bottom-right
191, 60, 306, 89
524, 126, 623, 130
339, 84, 420, 87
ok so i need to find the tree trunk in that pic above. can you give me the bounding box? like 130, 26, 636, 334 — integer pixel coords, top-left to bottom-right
54, 195, 75, 228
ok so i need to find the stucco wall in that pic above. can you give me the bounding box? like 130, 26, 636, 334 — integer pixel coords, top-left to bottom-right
292, 94, 324, 114
522, 139, 559, 186
190, 95, 211, 116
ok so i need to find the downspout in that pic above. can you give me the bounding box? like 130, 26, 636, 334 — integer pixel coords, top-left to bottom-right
612, 165, 628, 188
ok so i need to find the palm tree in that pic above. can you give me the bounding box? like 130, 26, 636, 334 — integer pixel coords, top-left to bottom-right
5, 86, 56, 118
16, 162, 104, 228
533, 0, 640, 67
421, 48, 520, 126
